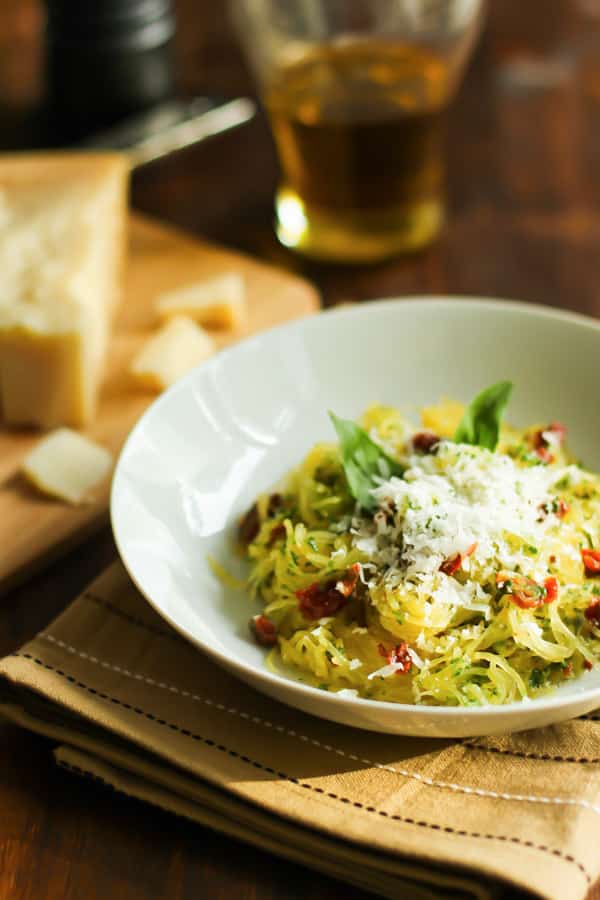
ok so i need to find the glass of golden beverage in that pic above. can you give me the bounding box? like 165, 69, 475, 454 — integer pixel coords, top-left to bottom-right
233, 0, 485, 263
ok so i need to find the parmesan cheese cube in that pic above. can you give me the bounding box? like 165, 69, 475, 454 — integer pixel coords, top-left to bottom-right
155, 272, 247, 329
0, 152, 129, 428
130, 316, 215, 391
21, 428, 113, 504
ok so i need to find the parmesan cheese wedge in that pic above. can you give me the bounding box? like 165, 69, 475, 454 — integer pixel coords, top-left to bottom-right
21, 428, 113, 504
0, 152, 129, 428
155, 272, 247, 329
130, 316, 216, 391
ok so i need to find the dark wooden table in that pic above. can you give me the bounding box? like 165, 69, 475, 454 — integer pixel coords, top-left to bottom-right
1, 1, 599, 897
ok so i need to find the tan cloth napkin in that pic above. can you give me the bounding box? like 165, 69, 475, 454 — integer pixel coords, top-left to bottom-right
0, 564, 599, 900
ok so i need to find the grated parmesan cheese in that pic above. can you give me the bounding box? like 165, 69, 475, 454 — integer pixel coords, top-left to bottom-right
353, 441, 577, 619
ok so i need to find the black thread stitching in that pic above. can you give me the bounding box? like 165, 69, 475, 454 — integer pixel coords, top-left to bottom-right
57, 760, 114, 790
465, 742, 600, 764
57, 759, 222, 839
83, 592, 186, 644
12, 651, 592, 884
80, 593, 600, 764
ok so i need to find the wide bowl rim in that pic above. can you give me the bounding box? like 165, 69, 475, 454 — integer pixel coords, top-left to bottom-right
111, 295, 600, 724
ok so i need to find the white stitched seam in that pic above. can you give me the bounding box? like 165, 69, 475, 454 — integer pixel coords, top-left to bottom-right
39, 631, 600, 817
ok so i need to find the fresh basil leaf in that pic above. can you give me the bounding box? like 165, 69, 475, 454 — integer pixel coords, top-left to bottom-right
454, 380, 513, 451
329, 412, 404, 511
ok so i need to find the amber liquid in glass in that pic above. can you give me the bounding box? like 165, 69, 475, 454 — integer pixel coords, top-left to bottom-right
265, 41, 450, 262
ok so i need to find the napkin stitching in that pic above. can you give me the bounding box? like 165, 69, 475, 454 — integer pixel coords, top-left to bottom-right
10, 650, 592, 884
36, 633, 600, 816
83, 591, 600, 749
464, 742, 600, 764
56, 758, 205, 831
74, 594, 600, 768
84, 592, 187, 645
55, 756, 592, 900
55, 759, 200, 828
57, 759, 116, 791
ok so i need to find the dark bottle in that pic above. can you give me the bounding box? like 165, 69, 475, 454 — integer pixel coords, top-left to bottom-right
43, 0, 176, 144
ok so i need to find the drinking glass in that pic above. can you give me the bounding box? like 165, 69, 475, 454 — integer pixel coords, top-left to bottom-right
233, 0, 485, 262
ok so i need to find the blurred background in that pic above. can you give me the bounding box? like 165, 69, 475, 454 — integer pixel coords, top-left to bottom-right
0, 0, 599, 313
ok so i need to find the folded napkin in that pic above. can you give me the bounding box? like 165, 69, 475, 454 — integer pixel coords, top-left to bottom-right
0, 564, 599, 900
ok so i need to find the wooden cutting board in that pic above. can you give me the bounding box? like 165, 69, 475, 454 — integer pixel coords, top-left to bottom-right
0, 213, 319, 591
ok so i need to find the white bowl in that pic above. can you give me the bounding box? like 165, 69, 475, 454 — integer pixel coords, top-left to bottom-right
111, 297, 600, 737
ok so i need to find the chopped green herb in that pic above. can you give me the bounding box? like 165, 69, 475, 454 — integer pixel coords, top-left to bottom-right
307, 537, 319, 552
529, 668, 544, 689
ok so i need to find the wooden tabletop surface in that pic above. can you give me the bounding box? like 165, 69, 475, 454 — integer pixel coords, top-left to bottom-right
1, 1, 599, 898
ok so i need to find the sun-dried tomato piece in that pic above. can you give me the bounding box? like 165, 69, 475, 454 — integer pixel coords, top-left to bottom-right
240, 495, 284, 544
412, 432, 440, 454
584, 598, 600, 625
239, 503, 260, 544
267, 493, 283, 517
439, 553, 462, 576
532, 423, 565, 463
584, 659, 594, 670
334, 563, 361, 598
378, 641, 412, 674
267, 523, 286, 546
582, 548, 600, 576
532, 431, 546, 451
296, 565, 360, 620
296, 583, 346, 620
497, 573, 548, 609
250, 615, 278, 646
547, 422, 567, 444
534, 445, 555, 464
534, 422, 566, 449
439, 542, 477, 577
543, 577, 559, 604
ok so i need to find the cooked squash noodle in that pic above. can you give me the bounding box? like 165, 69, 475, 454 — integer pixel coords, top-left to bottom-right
240, 402, 600, 706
